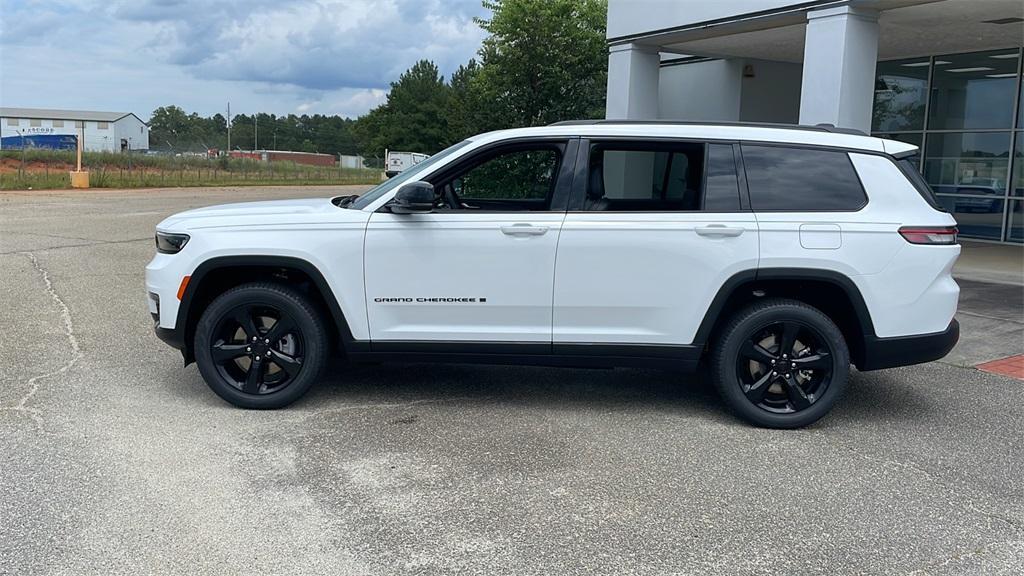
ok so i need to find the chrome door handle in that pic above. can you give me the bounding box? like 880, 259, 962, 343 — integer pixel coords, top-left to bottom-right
501, 224, 549, 236
695, 224, 745, 237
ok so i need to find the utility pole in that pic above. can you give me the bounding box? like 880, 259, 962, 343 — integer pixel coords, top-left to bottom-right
254, 114, 258, 151
16, 129, 25, 176
226, 102, 231, 152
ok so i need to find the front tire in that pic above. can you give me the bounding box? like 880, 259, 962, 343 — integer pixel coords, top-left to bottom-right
194, 282, 329, 409
711, 298, 849, 429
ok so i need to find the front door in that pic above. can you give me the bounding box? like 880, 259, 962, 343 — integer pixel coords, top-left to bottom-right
364, 139, 575, 344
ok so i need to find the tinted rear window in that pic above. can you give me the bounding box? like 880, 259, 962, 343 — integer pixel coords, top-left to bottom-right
741, 145, 867, 211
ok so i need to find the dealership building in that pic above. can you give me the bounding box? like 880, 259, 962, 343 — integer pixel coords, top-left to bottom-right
605, 0, 1023, 243
0, 108, 150, 153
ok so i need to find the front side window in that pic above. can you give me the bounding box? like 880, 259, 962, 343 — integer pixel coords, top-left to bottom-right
741, 145, 866, 211
439, 146, 562, 211
349, 140, 472, 210
584, 141, 741, 212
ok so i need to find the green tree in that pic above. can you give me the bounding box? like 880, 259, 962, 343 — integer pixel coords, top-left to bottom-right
353, 60, 451, 158
475, 0, 608, 128
446, 59, 487, 143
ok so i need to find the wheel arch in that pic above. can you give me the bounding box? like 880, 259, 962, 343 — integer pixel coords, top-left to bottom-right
177, 255, 359, 364
695, 268, 876, 369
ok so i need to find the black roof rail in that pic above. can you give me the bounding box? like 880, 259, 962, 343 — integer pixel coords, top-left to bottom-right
547, 119, 869, 137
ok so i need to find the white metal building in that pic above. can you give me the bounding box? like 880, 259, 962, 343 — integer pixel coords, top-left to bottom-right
0, 107, 150, 153
605, 0, 1024, 243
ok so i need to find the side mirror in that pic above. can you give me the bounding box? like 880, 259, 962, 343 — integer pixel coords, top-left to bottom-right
390, 181, 434, 214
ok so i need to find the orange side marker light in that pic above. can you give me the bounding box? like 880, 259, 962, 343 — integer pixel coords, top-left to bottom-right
177, 276, 191, 300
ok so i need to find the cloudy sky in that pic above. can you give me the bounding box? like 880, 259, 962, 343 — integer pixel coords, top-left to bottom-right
0, 0, 490, 120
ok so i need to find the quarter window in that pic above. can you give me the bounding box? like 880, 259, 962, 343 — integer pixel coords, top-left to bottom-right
704, 144, 742, 211
741, 145, 866, 211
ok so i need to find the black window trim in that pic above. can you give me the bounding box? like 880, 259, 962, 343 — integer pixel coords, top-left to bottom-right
738, 142, 870, 213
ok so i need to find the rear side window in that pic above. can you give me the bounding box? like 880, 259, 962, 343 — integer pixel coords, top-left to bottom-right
584, 141, 741, 211
741, 145, 866, 211
895, 156, 944, 211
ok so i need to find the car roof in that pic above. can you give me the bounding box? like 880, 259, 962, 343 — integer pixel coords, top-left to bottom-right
469, 121, 917, 156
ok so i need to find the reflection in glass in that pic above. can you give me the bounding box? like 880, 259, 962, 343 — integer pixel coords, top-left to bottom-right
935, 196, 1005, 240
924, 132, 1010, 195
1008, 200, 1023, 243
928, 49, 1020, 130
873, 58, 929, 132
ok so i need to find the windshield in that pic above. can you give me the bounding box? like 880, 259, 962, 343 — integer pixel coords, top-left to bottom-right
349, 140, 473, 209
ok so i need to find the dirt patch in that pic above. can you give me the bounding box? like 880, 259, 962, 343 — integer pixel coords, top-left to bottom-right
0, 157, 75, 174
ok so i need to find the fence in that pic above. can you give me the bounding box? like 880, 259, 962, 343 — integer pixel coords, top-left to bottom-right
0, 150, 380, 190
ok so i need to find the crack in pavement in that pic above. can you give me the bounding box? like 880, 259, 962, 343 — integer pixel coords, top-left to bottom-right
1, 252, 83, 427
905, 539, 1024, 575
0, 237, 152, 255
842, 444, 1021, 533
310, 396, 487, 415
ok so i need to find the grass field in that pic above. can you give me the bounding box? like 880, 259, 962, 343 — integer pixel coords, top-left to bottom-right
0, 149, 382, 190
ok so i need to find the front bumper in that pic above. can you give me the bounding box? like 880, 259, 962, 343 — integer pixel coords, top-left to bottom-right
858, 319, 960, 371
155, 324, 185, 351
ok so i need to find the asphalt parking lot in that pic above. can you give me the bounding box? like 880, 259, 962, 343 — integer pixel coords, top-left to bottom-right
2, 186, 1022, 575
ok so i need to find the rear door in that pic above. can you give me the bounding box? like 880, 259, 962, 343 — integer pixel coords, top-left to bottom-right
552, 138, 759, 348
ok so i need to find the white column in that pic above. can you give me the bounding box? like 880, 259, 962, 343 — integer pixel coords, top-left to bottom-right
798, 5, 879, 132
606, 43, 660, 120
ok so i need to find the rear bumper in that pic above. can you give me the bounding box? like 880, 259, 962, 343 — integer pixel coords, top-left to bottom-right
858, 319, 959, 371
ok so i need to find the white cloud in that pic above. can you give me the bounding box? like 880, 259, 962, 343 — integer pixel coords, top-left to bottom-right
0, 0, 488, 118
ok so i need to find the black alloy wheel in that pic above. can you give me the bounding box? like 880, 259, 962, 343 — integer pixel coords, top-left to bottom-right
736, 320, 834, 414
711, 298, 849, 429
194, 282, 328, 409
211, 304, 304, 395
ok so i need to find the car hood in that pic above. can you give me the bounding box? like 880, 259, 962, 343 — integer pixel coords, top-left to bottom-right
157, 197, 363, 231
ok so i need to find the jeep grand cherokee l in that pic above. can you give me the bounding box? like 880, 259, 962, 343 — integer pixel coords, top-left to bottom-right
146, 121, 960, 428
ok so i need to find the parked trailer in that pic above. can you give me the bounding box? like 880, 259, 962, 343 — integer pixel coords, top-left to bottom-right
385, 149, 429, 177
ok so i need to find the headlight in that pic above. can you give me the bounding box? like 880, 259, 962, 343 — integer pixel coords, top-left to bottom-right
155, 231, 190, 254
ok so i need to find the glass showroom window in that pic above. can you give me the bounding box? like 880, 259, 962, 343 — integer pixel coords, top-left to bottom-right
873, 57, 929, 133
872, 47, 1023, 242
925, 132, 1011, 195
925, 132, 1011, 241
1010, 138, 1024, 242
928, 49, 1019, 131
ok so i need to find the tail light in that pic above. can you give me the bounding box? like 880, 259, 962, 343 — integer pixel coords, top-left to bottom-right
899, 226, 958, 245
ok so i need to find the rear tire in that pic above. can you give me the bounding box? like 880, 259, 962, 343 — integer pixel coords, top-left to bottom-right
194, 282, 329, 409
710, 298, 849, 429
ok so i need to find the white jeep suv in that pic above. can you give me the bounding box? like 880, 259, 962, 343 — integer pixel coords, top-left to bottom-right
146, 121, 960, 428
